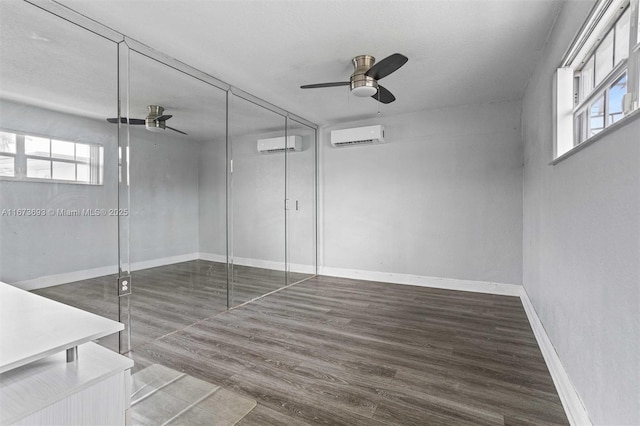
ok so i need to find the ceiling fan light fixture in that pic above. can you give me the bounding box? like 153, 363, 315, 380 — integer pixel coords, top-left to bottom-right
350, 72, 378, 97
352, 85, 378, 97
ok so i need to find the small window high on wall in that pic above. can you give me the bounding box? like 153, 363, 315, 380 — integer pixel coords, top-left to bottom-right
0, 130, 103, 184
554, 0, 640, 161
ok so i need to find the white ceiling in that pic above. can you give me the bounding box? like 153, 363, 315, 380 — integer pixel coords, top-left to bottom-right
0, 1, 289, 142
0, 1, 117, 122
52, 0, 564, 126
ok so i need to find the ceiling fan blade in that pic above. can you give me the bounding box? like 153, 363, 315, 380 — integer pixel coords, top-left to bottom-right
300, 82, 350, 89
106, 117, 145, 125
154, 114, 172, 122
372, 85, 396, 104
166, 126, 188, 135
365, 53, 408, 80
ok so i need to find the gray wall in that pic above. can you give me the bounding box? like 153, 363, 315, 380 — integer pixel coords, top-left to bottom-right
198, 127, 316, 272
320, 100, 523, 285
286, 125, 317, 272
230, 130, 286, 265
198, 138, 226, 258
521, 1, 640, 424
0, 99, 314, 284
0, 100, 118, 283
129, 128, 200, 263
0, 100, 204, 284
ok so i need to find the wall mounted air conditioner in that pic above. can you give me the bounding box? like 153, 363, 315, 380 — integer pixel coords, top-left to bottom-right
257, 135, 302, 153
330, 125, 385, 147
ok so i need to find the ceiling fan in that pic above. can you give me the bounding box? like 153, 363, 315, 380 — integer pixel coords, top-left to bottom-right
300, 53, 408, 104
106, 105, 187, 135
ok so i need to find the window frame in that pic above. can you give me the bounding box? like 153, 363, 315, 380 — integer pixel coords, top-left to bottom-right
0, 132, 17, 178
574, 63, 627, 143
0, 129, 104, 185
553, 0, 640, 163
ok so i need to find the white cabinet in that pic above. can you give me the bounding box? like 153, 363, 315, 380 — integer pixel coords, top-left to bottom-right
0, 283, 133, 425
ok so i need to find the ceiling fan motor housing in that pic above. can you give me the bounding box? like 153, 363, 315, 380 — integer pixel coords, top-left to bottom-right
145, 105, 166, 132
350, 55, 378, 97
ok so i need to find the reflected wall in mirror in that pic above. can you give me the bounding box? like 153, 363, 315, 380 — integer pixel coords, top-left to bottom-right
125, 49, 228, 349
286, 119, 317, 284
0, 1, 120, 351
229, 94, 287, 306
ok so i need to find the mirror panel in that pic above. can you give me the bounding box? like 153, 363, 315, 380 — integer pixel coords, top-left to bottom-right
229, 94, 286, 306
126, 49, 228, 349
0, 1, 120, 350
286, 119, 317, 284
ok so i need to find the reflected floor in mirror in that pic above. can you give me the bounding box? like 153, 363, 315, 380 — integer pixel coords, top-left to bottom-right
32, 260, 311, 351
131, 363, 256, 425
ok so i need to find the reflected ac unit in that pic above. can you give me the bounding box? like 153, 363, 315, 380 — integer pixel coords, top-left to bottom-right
330, 125, 385, 147
257, 135, 302, 153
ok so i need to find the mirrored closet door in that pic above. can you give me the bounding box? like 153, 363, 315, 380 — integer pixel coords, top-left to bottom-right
122, 46, 229, 350
0, 1, 121, 351
286, 118, 317, 285
228, 94, 287, 307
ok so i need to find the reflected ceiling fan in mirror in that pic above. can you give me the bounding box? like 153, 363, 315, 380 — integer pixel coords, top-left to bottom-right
300, 53, 408, 104
106, 105, 187, 135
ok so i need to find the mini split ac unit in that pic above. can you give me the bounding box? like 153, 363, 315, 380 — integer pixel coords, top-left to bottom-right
330, 125, 385, 147
257, 135, 302, 153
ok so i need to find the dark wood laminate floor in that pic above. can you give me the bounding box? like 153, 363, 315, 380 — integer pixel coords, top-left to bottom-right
128, 275, 569, 425
33, 260, 310, 350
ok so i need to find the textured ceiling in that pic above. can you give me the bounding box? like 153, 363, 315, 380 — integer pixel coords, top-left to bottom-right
0, 1, 116, 121
55, 0, 563, 126
1, 0, 564, 132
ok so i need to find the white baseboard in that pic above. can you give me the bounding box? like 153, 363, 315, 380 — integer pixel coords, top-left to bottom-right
199, 253, 285, 271
318, 266, 522, 296
198, 252, 227, 263
12, 265, 119, 291
519, 288, 592, 426
200, 252, 316, 275
11, 253, 201, 291
287, 263, 316, 274
232, 256, 285, 272
12, 253, 314, 291
130, 253, 200, 272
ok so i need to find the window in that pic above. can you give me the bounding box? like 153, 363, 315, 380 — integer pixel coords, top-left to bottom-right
0, 132, 16, 177
554, 0, 640, 159
0, 130, 103, 184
